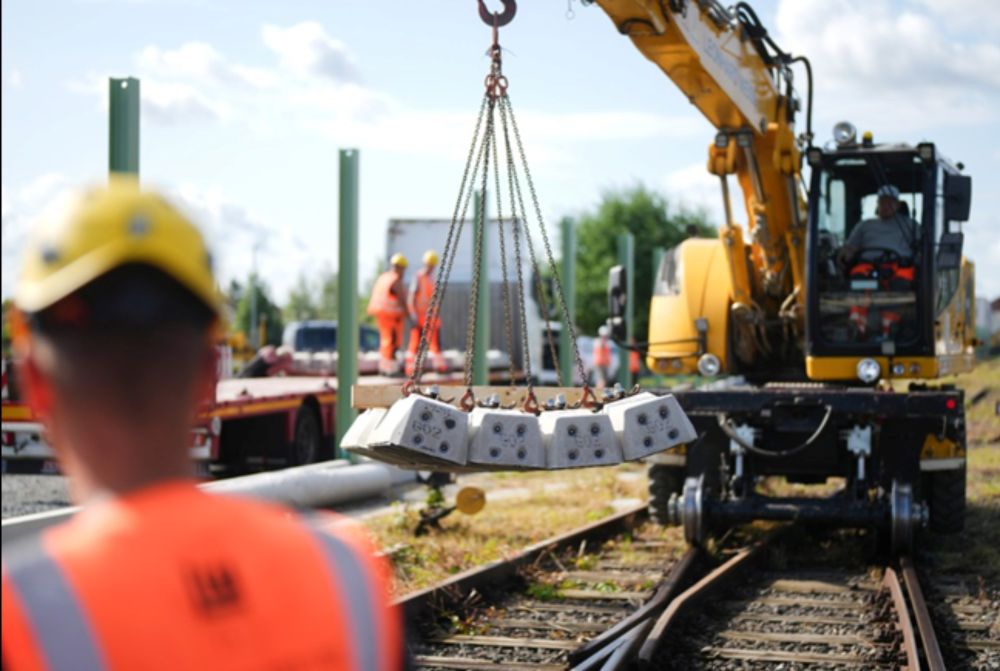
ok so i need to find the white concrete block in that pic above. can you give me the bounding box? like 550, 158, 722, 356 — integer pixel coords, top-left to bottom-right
603, 392, 696, 461
340, 408, 387, 458
467, 408, 545, 469
367, 395, 469, 465
538, 409, 622, 469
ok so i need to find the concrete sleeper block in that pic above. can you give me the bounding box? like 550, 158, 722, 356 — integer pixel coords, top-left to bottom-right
467, 408, 545, 469
539, 409, 622, 469
603, 392, 697, 461
367, 395, 469, 466
340, 408, 387, 459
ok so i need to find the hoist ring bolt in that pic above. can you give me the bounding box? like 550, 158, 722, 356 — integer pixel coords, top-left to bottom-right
523, 390, 540, 415
478, 0, 516, 27
401, 380, 415, 397
460, 388, 476, 412
580, 386, 599, 409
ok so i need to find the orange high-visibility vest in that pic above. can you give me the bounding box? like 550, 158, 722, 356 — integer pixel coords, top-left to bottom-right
411, 270, 434, 318
368, 271, 404, 316
630, 348, 640, 374
593, 338, 611, 367
2, 482, 403, 671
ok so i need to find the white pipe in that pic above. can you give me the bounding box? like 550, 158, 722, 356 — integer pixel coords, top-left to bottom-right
3, 460, 419, 544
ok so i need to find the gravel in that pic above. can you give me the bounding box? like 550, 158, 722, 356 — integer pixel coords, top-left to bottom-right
2, 474, 72, 519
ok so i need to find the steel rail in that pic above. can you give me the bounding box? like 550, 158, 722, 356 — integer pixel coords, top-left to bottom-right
635, 536, 771, 667
900, 555, 946, 671
882, 566, 922, 671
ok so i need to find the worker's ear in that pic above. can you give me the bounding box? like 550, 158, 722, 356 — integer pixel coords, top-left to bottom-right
18, 351, 55, 420
195, 341, 219, 408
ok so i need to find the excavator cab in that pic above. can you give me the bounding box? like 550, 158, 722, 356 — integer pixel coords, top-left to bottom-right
804, 131, 974, 382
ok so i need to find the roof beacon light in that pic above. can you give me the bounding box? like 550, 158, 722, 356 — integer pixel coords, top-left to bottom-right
833, 121, 857, 147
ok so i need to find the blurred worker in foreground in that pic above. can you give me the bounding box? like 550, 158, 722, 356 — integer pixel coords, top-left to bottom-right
593, 325, 612, 388
367, 253, 408, 377
1, 178, 403, 671
405, 250, 446, 376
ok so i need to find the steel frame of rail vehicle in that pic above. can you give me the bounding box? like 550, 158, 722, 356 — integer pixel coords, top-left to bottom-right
647, 384, 966, 554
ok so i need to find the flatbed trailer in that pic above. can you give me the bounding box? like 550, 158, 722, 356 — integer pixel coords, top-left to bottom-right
1, 374, 464, 475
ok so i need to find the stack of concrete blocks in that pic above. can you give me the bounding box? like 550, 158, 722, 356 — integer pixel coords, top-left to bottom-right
340, 407, 388, 460
538, 409, 623, 469
603, 392, 696, 461
365, 395, 470, 468
467, 407, 546, 470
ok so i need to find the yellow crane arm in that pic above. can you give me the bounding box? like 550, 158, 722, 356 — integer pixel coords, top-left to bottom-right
594, 0, 808, 353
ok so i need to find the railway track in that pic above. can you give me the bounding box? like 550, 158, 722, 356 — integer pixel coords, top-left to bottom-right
399, 509, 996, 669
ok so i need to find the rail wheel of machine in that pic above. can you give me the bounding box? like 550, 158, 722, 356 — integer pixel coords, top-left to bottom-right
926, 465, 966, 534
648, 464, 685, 525
291, 406, 322, 466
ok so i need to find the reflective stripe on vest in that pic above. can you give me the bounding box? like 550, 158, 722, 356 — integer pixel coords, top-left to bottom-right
4, 534, 107, 671
303, 518, 383, 671
368, 271, 404, 316
412, 271, 434, 317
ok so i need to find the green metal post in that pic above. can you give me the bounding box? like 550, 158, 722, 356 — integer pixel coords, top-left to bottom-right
559, 218, 577, 384
336, 149, 360, 460
472, 190, 490, 385
617, 232, 635, 388
109, 78, 140, 176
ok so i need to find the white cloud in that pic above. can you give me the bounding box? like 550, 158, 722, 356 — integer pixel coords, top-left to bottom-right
167, 183, 318, 299
140, 79, 230, 124
137, 43, 276, 89
775, 0, 1000, 131
661, 162, 725, 227
261, 22, 361, 83
1, 174, 76, 299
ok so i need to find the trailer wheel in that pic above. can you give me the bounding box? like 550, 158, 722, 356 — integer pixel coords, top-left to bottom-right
648, 464, 685, 525
291, 406, 323, 466
926, 465, 966, 534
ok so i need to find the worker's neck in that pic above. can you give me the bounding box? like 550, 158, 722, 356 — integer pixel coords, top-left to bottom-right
59, 431, 195, 504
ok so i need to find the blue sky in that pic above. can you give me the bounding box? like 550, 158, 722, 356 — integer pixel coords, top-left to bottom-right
3, 0, 999, 304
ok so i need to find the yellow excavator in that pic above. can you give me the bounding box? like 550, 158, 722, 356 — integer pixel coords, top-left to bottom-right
592, 0, 975, 553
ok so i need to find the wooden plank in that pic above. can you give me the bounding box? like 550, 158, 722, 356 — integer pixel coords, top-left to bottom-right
703, 647, 875, 666
431, 635, 579, 651
718, 630, 876, 646
507, 602, 628, 616
353, 384, 589, 410
489, 618, 606, 633
732, 596, 867, 610
767, 578, 877, 594
414, 655, 563, 671
561, 570, 663, 586
558, 589, 652, 601
731, 612, 865, 627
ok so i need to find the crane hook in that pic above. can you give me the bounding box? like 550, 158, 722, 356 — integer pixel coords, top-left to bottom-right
478, 0, 516, 28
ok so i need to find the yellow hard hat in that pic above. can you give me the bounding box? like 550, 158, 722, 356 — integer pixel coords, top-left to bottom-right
15, 176, 222, 317
390, 253, 408, 268
423, 250, 439, 266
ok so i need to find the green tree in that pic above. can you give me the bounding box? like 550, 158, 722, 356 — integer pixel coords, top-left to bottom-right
316, 266, 338, 320
284, 274, 319, 322
572, 185, 715, 338
235, 274, 284, 347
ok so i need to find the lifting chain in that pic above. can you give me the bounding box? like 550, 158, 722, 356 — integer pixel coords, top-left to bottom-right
409, 0, 591, 409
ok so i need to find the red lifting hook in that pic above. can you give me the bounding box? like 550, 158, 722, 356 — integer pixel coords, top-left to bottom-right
478, 0, 517, 27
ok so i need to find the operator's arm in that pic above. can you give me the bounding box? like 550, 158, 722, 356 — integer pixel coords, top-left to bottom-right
837, 222, 866, 270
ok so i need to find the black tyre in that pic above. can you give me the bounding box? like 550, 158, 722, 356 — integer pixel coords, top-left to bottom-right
648, 464, 685, 525
291, 406, 323, 466
926, 465, 966, 534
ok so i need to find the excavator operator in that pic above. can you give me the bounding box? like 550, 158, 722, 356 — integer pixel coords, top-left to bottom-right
2, 178, 403, 671
836, 184, 920, 339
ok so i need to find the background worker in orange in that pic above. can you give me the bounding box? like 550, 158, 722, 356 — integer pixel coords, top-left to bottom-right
367, 253, 408, 377
405, 250, 445, 375
1, 179, 403, 671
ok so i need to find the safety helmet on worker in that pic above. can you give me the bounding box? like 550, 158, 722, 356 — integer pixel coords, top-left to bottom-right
390, 253, 408, 269
14, 176, 222, 319
422, 250, 439, 267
